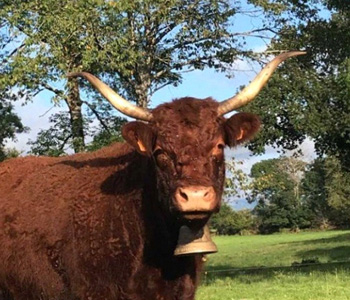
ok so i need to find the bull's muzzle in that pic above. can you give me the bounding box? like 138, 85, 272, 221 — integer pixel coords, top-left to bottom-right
175, 186, 216, 213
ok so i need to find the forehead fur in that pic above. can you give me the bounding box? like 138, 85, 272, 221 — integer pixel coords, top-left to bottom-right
151, 97, 224, 154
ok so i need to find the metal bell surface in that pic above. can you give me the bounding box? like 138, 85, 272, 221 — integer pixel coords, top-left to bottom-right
174, 224, 218, 256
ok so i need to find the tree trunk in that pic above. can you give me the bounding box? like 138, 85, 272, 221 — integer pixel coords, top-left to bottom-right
66, 78, 85, 153
134, 68, 151, 109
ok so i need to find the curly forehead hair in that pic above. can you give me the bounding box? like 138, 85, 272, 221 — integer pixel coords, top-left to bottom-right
151, 97, 224, 153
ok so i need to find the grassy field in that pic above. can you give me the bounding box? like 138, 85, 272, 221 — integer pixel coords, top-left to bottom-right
196, 230, 350, 300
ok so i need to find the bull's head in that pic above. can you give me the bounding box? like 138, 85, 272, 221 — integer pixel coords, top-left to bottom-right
68, 51, 305, 254
121, 99, 260, 226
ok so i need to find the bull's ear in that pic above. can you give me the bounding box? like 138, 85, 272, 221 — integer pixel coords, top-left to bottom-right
122, 122, 155, 156
224, 112, 261, 147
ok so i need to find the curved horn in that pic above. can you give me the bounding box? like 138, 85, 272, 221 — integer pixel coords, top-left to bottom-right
67, 72, 153, 121
218, 51, 307, 116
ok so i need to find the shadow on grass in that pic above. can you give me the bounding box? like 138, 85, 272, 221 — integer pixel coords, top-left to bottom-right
281, 231, 350, 246
202, 261, 350, 285
289, 232, 350, 263
297, 245, 350, 262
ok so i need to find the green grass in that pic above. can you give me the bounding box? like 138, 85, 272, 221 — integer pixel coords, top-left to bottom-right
196, 230, 350, 300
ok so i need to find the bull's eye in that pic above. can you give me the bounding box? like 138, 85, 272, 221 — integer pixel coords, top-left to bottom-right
154, 149, 172, 171
153, 148, 163, 157
156, 154, 168, 170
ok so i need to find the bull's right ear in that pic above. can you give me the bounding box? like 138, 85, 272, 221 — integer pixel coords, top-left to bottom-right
224, 112, 261, 147
122, 122, 156, 156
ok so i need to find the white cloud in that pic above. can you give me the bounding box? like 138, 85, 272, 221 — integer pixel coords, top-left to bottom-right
226, 145, 280, 175
285, 138, 316, 162
225, 137, 316, 177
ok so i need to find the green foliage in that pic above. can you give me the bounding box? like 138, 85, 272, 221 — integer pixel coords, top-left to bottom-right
301, 158, 334, 228
1, 0, 121, 152
249, 157, 311, 233
86, 116, 127, 151
0, 100, 26, 161
210, 204, 255, 235
301, 157, 350, 228
244, 2, 350, 171
247, 156, 350, 231
254, 196, 312, 233
27, 109, 127, 156
0, 147, 21, 162
323, 157, 350, 226
224, 159, 249, 197
28, 112, 72, 156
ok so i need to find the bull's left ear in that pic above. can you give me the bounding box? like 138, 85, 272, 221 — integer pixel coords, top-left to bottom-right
224, 112, 261, 147
122, 122, 156, 156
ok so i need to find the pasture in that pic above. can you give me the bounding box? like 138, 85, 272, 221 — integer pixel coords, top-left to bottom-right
197, 230, 350, 300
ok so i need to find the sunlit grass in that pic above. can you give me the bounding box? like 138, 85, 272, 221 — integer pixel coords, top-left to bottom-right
197, 230, 350, 300
207, 230, 350, 269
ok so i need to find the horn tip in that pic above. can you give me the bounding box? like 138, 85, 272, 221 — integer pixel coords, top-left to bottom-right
287, 50, 307, 57
67, 72, 80, 78
67, 72, 89, 78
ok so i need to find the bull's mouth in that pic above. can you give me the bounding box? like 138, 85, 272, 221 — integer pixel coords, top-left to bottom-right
177, 211, 212, 229
182, 211, 212, 220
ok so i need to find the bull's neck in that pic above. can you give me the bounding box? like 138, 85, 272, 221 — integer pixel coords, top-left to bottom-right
140, 156, 180, 253
132, 153, 200, 282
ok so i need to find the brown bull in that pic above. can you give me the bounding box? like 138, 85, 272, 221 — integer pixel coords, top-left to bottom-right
0, 52, 305, 300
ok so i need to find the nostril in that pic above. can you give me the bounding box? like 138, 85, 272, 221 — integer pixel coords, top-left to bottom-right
203, 187, 215, 202
179, 189, 188, 202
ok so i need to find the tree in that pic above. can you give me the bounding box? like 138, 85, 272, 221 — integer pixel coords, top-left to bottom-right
28, 112, 73, 157
301, 158, 332, 228
1, 147, 21, 160
242, 1, 350, 170
1, 0, 286, 154
0, 100, 26, 161
248, 157, 311, 233
85, 116, 127, 152
1, 0, 113, 152
27, 110, 127, 156
238, 2, 350, 228
324, 157, 350, 224
277, 156, 306, 204
210, 203, 255, 235
302, 157, 350, 228
224, 158, 249, 199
